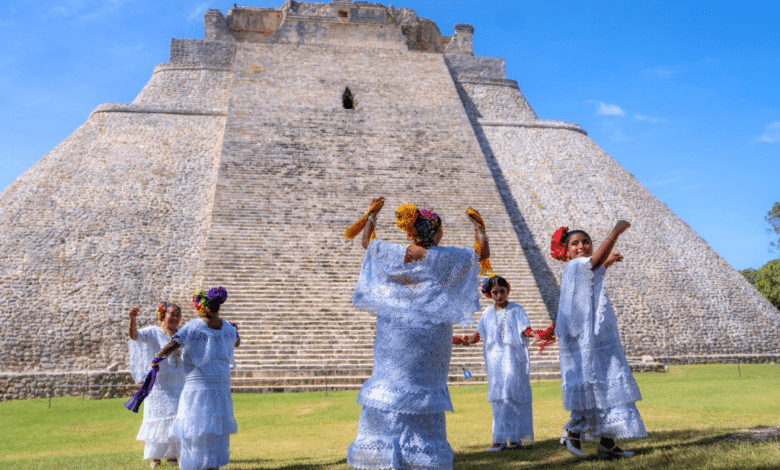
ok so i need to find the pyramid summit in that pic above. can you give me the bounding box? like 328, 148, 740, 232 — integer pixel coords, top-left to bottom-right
1, 0, 777, 400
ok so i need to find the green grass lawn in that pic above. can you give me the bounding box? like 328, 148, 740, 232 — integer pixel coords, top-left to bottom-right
1, 364, 779, 469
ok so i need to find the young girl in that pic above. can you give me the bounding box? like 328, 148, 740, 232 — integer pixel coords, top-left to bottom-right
547, 220, 646, 459
455, 275, 535, 452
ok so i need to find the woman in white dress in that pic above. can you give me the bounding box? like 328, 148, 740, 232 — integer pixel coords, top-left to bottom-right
152, 287, 239, 470
345, 197, 489, 470
128, 302, 184, 468
548, 221, 646, 459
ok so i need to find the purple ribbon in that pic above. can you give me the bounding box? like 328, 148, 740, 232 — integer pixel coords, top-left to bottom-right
123, 357, 162, 413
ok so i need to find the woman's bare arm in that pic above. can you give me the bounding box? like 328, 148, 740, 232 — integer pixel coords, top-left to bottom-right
128, 306, 139, 340
361, 197, 384, 249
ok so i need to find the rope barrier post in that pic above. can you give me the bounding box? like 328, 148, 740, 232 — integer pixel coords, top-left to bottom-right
325, 374, 328, 397
736, 358, 741, 377
48, 383, 53, 410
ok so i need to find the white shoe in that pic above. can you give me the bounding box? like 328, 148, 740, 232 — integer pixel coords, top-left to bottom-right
560, 431, 586, 458
486, 443, 506, 452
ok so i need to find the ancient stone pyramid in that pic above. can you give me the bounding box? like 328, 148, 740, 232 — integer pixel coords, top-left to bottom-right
1, 0, 777, 399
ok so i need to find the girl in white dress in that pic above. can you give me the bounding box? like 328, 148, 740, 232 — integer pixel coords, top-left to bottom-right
548, 220, 646, 459
152, 287, 239, 470
456, 275, 535, 452
127, 302, 184, 468
345, 197, 489, 470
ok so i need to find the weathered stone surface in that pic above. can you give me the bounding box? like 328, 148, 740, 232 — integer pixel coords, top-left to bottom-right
0, 0, 777, 400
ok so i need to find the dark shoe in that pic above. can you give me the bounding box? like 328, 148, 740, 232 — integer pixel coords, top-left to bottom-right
506, 441, 521, 450
486, 442, 505, 452
596, 442, 634, 459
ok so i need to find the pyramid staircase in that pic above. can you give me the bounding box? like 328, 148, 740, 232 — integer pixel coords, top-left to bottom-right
197, 41, 561, 392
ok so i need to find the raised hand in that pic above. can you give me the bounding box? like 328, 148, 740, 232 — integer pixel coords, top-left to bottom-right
128, 306, 140, 319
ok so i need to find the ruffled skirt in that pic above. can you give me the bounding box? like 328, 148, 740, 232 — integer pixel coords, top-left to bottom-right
171, 372, 236, 470
348, 316, 454, 469
137, 377, 183, 460
564, 403, 647, 440
491, 399, 533, 444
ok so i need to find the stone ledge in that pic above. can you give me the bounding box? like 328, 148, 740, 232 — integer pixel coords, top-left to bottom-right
152, 63, 233, 75
90, 103, 227, 117
477, 119, 587, 135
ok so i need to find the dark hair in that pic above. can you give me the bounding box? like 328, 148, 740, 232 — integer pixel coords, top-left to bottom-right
413, 209, 441, 248
481, 275, 510, 297
563, 229, 590, 246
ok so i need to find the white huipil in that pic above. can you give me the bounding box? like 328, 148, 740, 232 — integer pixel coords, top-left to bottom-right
476, 302, 534, 444
555, 256, 647, 440
128, 326, 185, 460
347, 239, 481, 470
170, 318, 238, 470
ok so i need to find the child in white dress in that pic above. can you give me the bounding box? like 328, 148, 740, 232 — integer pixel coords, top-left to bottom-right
456, 275, 535, 452
547, 220, 647, 460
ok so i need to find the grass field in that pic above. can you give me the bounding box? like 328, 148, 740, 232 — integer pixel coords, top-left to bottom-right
1, 364, 779, 469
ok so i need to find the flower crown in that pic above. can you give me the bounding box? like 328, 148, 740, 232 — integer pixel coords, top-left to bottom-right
550, 226, 568, 262
157, 302, 169, 320
192, 286, 228, 317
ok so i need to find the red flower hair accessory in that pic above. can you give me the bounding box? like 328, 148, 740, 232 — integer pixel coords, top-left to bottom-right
550, 226, 568, 262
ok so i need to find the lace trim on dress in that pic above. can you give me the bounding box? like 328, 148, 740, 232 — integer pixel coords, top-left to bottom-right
561, 373, 642, 411
357, 381, 454, 414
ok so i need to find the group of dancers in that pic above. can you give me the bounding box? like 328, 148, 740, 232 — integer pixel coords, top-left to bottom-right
126, 196, 646, 470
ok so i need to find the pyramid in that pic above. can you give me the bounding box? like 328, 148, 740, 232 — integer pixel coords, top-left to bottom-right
1, 0, 777, 400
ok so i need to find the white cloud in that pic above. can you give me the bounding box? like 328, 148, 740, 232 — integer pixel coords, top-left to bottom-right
635, 114, 666, 123
643, 64, 682, 79
596, 102, 625, 116
757, 121, 780, 143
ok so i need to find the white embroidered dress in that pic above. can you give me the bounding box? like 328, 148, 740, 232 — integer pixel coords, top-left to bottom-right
476, 302, 534, 443
347, 239, 481, 470
170, 318, 238, 470
128, 326, 185, 460
555, 256, 646, 440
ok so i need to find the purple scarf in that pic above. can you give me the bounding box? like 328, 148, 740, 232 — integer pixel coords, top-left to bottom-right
123, 357, 162, 413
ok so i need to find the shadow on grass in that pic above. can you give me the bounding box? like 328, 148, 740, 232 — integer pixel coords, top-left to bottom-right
230, 457, 348, 470
448, 428, 780, 470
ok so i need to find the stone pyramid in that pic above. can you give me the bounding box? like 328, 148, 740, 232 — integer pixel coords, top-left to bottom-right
1, 0, 777, 400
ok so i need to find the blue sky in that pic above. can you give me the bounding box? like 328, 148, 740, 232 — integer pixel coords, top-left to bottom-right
1, 0, 777, 270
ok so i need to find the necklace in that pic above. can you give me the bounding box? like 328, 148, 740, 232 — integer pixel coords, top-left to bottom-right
494, 306, 507, 342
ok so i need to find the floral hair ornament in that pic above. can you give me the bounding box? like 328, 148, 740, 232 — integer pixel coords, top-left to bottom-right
481, 273, 497, 297
344, 198, 384, 241
192, 286, 228, 317
550, 226, 569, 262
395, 203, 419, 239
466, 207, 492, 275
157, 302, 169, 320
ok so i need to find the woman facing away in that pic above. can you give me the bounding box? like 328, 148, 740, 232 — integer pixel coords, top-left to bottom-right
128, 302, 185, 468
547, 221, 647, 460
345, 197, 490, 470
152, 287, 240, 470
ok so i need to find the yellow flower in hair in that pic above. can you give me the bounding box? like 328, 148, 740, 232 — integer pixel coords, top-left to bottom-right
395, 204, 418, 232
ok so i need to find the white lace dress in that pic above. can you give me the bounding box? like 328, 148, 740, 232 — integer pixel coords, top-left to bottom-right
347, 239, 481, 470
170, 318, 238, 470
128, 325, 185, 460
555, 256, 647, 440
476, 302, 534, 444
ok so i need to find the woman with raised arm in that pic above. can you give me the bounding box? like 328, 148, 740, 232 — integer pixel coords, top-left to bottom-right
152, 287, 239, 470
344, 197, 489, 470
127, 302, 184, 468
548, 221, 647, 460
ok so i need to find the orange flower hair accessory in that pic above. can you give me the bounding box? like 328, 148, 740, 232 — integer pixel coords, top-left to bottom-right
157, 302, 169, 320
550, 226, 568, 262
395, 203, 418, 238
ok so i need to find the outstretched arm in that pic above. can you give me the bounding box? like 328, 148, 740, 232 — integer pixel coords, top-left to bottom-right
591, 220, 630, 270
361, 197, 384, 249
152, 340, 181, 368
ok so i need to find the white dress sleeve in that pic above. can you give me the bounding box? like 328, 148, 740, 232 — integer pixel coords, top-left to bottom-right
128, 326, 155, 383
